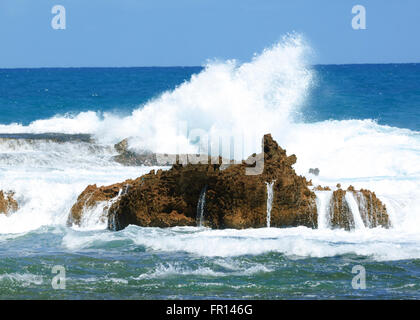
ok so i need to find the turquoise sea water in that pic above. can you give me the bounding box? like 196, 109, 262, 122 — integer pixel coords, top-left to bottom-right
0, 55, 419, 299
1, 226, 420, 299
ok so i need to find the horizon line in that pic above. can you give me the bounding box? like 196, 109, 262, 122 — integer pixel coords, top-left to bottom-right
0, 62, 419, 70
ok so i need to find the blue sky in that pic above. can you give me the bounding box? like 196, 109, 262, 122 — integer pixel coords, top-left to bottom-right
0, 0, 419, 67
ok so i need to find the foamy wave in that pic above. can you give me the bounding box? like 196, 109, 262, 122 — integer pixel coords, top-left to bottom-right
59, 225, 420, 261
133, 261, 273, 280
0, 166, 154, 234
0, 139, 116, 168
0, 273, 44, 286
122, 226, 420, 261
0, 34, 313, 156
134, 263, 225, 279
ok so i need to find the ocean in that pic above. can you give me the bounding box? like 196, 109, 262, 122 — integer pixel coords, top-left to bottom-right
0, 39, 419, 299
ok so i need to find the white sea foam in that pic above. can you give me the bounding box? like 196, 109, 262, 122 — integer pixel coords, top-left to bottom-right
133, 261, 273, 280
0, 34, 313, 156
122, 226, 420, 261
0, 166, 155, 234
0, 34, 419, 260
134, 263, 225, 279
0, 273, 44, 286
59, 223, 420, 261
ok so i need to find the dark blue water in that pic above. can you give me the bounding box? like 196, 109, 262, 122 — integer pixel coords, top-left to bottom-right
0, 67, 202, 125
307, 64, 420, 131
1, 64, 419, 130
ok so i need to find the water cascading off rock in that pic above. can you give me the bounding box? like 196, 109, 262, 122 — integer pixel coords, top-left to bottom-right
196, 186, 207, 227
265, 181, 275, 228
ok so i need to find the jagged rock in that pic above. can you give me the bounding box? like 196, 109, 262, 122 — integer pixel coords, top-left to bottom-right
70, 134, 317, 230
203, 134, 317, 229
314, 185, 331, 191
0, 191, 18, 215
67, 182, 132, 225
354, 189, 390, 228
114, 138, 129, 153
327, 186, 390, 230
69, 134, 390, 232
113, 139, 160, 166
347, 185, 356, 192
107, 166, 206, 229
329, 189, 355, 231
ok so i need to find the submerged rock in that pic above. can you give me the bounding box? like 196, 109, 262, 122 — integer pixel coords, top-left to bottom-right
113, 139, 160, 166
112, 138, 231, 167
0, 191, 18, 215
309, 168, 320, 176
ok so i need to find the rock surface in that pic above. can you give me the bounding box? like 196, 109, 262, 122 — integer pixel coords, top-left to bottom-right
69, 134, 391, 231
68, 182, 131, 225
113, 139, 161, 166
0, 191, 18, 215
329, 189, 355, 230
328, 186, 390, 230
70, 134, 317, 230
353, 188, 390, 228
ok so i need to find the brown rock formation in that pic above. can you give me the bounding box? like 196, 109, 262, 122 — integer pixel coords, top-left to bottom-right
327, 186, 390, 230
329, 189, 355, 231
68, 182, 132, 225
202, 134, 317, 229
314, 185, 331, 191
69, 134, 390, 232
354, 189, 390, 228
0, 191, 18, 215
69, 134, 317, 230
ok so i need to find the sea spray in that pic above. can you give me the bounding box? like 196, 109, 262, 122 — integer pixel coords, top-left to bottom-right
314, 191, 333, 229
79, 188, 126, 230
0, 34, 313, 159
266, 181, 275, 228
355, 191, 372, 228
345, 192, 366, 230
107, 185, 130, 231
196, 186, 207, 227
